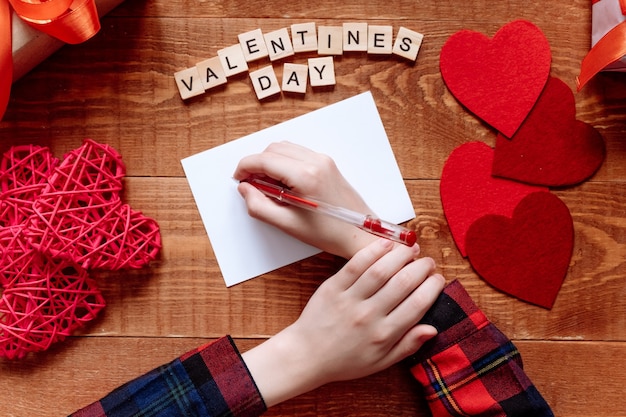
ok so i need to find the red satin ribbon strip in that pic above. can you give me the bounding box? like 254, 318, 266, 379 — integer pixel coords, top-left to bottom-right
577, 20, 626, 90
0, 0, 100, 120
13, 0, 101, 45
9, 0, 73, 21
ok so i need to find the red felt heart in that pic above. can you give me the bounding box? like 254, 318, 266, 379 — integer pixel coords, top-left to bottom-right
0, 226, 106, 360
440, 20, 552, 138
492, 77, 606, 186
28, 139, 162, 270
440, 142, 547, 257
465, 192, 573, 309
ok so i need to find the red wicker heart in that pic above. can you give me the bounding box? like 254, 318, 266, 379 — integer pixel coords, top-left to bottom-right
0, 145, 59, 228
28, 139, 161, 270
0, 140, 160, 359
0, 226, 106, 360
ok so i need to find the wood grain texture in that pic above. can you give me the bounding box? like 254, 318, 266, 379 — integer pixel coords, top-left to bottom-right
1, 0, 625, 415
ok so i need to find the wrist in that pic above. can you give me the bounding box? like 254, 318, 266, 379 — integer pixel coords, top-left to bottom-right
242, 325, 321, 408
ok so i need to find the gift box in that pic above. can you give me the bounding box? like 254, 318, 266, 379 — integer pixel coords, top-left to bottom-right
10, 0, 125, 82
2, 0, 125, 119
577, 0, 626, 89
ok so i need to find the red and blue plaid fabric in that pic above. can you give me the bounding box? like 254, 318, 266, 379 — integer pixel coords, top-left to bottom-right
70, 336, 266, 417
409, 280, 554, 417
71, 281, 553, 417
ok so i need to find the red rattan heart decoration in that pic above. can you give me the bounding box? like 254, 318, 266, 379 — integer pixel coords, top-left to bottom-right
0, 140, 161, 359
28, 139, 162, 270
0, 145, 59, 228
0, 226, 105, 360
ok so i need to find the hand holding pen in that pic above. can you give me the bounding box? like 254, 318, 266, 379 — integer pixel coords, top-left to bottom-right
243, 177, 417, 246
233, 141, 419, 259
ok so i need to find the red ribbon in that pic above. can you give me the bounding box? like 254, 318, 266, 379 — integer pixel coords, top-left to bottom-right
578, 0, 626, 90
0, 0, 101, 120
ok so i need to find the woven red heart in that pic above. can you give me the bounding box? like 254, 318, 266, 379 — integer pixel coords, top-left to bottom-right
0, 145, 59, 228
0, 140, 160, 359
0, 226, 106, 360
28, 139, 161, 270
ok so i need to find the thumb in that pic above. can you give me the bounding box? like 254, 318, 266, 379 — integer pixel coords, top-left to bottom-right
237, 182, 295, 226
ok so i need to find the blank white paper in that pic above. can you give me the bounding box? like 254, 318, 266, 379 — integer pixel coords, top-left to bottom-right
181, 91, 415, 286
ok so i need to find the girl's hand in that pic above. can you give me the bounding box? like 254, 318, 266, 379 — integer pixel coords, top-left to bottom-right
242, 239, 445, 407
233, 141, 380, 258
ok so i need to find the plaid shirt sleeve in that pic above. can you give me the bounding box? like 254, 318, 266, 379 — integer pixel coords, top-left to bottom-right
408, 280, 554, 417
70, 336, 267, 417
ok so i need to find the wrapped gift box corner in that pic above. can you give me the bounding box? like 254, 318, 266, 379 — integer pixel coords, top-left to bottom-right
592, 0, 626, 71
577, 0, 626, 89
11, 0, 126, 82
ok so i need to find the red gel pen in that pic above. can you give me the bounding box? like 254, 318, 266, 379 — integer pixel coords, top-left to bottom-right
244, 177, 417, 247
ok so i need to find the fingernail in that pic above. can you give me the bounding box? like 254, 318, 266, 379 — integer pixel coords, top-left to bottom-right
379, 238, 393, 249
434, 273, 445, 283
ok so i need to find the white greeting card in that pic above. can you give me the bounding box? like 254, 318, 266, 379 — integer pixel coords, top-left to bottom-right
181, 91, 414, 286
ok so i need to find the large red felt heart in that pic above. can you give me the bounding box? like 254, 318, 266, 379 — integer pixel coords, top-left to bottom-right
492, 77, 606, 186
28, 139, 162, 270
440, 20, 552, 138
440, 142, 547, 257
465, 192, 573, 309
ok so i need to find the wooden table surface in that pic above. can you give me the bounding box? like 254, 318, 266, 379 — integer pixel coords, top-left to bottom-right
1, 0, 625, 416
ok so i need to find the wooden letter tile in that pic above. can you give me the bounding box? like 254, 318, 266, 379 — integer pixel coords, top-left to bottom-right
291, 22, 317, 53
368, 25, 393, 54
318, 26, 343, 55
282, 63, 308, 93
174, 66, 205, 100
217, 44, 249, 77
238, 28, 269, 62
343, 22, 368, 52
249, 65, 281, 100
264, 28, 295, 61
196, 56, 227, 90
308, 56, 335, 87
392, 27, 424, 61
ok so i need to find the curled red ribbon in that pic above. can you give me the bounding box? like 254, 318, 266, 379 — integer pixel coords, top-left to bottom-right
0, 0, 101, 120
578, 0, 626, 90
